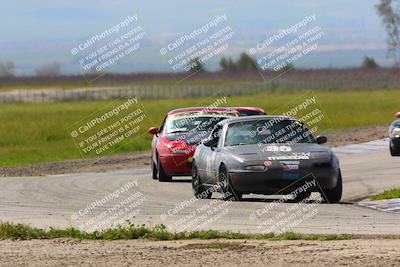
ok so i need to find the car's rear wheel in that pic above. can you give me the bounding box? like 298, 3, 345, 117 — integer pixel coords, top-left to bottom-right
192, 163, 212, 199
219, 165, 242, 201
321, 171, 342, 203
157, 156, 172, 182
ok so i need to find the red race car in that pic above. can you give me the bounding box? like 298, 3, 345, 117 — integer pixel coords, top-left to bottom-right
148, 107, 265, 182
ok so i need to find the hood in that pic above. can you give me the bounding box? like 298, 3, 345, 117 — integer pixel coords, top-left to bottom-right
165, 131, 210, 146
223, 143, 331, 162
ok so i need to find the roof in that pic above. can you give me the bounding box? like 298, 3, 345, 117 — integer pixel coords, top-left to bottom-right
167, 107, 264, 116
168, 107, 237, 115
170, 112, 238, 119
232, 107, 265, 113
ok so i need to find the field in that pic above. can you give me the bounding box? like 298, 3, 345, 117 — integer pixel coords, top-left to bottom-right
0, 89, 398, 168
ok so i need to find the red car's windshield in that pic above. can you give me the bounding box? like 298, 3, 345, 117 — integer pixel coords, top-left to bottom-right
165, 116, 228, 134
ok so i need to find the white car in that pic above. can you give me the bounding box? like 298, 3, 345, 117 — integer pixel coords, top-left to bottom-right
389, 112, 400, 156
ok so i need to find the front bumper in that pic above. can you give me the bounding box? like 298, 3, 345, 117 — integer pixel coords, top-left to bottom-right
228, 166, 339, 194
390, 137, 400, 150
159, 153, 193, 176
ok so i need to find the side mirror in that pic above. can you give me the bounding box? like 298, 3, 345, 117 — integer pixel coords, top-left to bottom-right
316, 135, 328, 144
148, 127, 159, 135
203, 138, 217, 147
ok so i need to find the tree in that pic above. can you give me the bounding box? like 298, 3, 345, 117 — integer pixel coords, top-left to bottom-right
361, 57, 379, 69
0, 61, 15, 77
236, 53, 259, 71
376, 0, 400, 66
227, 58, 238, 72
219, 57, 229, 71
219, 53, 259, 72
35, 62, 61, 77
187, 57, 204, 74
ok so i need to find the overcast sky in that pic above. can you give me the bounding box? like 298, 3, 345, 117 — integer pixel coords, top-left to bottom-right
0, 0, 390, 75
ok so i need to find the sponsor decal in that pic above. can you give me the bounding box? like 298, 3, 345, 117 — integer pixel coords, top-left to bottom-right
265, 145, 292, 152
280, 161, 300, 171
268, 152, 310, 160
264, 160, 272, 167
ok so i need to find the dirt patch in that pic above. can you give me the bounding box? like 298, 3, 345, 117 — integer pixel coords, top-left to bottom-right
0, 125, 389, 177
0, 238, 399, 266
326, 125, 388, 147
0, 152, 150, 177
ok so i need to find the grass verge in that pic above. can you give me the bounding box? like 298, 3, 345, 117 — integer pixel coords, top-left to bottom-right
370, 188, 400, 201
0, 222, 355, 241
0, 89, 397, 168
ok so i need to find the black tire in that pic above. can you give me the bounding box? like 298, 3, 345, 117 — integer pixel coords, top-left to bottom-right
219, 165, 242, 201
294, 191, 312, 202
321, 171, 342, 203
390, 146, 400, 156
192, 163, 212, 199
157, 156, 172, 182
151, 158, 158, 180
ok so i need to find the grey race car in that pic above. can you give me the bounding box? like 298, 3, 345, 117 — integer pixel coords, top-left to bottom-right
389, 113, 400, 156
191, 116, 342, 203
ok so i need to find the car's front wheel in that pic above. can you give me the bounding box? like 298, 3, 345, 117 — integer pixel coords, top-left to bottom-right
294, 191, 312, 202
192, 163, 212, 199
151, 158, 158, 180
219, 165, 242, 201
321, 171, 342, 203
157, 156, 172, 182
390, 144, 400, 156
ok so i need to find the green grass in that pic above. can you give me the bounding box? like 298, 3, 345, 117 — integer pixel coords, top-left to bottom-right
371, 188, 400, 201
0, 222, 355, 241
0, 90, 397, 168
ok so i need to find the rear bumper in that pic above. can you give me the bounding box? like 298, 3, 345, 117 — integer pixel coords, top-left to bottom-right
228, 167, 339, 194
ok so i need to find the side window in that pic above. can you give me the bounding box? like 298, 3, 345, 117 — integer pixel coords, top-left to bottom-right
217, 127, 224, 147
209, 125, 223, 147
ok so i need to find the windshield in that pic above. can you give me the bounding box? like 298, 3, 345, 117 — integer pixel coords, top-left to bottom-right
164, 116, 228, 134
392, 120, 400, 128
225, 119, 315, 146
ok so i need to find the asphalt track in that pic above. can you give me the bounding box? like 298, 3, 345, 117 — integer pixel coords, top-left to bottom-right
0, 139, 399, 235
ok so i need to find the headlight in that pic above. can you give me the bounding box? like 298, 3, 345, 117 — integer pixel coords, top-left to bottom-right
245, 165, 265, 171
392, 128, 400, 137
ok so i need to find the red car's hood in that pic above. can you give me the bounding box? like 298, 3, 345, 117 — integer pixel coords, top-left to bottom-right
165, 131, 209, 146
